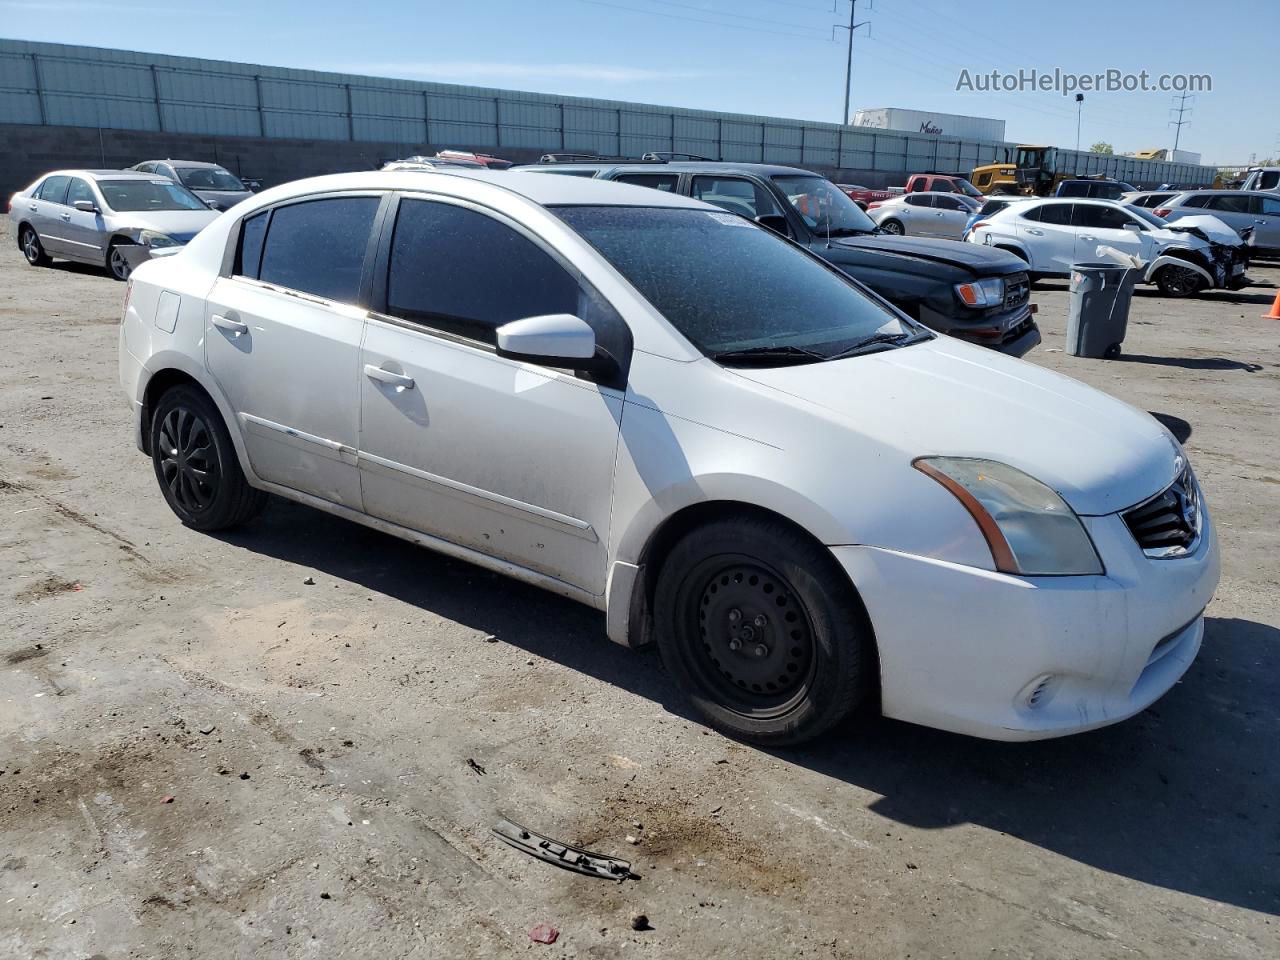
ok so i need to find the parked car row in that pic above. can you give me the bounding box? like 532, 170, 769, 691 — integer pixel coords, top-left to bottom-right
117, 167, 1219, 746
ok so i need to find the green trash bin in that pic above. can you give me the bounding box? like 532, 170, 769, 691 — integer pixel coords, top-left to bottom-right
1067, 262, 1138, 359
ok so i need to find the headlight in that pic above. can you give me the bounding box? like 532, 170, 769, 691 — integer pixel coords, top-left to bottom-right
914, 457, 1103, 575
139, 229, 180, 248
954, 277, 1004, 307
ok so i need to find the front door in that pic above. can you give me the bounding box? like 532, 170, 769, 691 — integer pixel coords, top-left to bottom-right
1073, 204, 1147, 265
358, 196, 626, 595
204, 193, 383, 510
1255, 196, 1280, 249
61, 177, 107, 264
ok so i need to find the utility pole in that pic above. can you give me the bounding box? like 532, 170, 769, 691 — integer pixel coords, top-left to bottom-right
833, 1, 871, 125
1075, 93, 1084, 152
1169, 93, 1194, 152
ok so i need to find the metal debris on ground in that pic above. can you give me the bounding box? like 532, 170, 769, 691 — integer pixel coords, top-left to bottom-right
466, 758, 486, 776
528, 923, 559, 944
492, 817, 637, 882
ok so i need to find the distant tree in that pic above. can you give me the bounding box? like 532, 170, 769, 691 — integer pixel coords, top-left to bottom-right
1090, 142, 1115, 155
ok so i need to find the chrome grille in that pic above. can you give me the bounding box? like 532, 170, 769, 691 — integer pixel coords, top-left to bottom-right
1003, 274, 1030, 310
1123, 466, 1201, 557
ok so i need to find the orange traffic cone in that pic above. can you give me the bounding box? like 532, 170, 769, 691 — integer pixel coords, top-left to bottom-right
1265, 290, 1280, 319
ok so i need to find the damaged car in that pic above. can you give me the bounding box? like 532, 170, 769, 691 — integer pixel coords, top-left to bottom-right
967, 198, 1250, 297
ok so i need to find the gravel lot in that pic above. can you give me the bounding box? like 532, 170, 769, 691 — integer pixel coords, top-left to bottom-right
1, 226, 1277, 960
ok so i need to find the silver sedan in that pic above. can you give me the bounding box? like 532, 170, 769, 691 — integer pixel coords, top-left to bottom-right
868, 192, 981, 240
9, 169, 220, 280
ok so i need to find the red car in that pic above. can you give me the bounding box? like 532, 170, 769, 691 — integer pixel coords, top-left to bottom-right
838, 183, 896, 210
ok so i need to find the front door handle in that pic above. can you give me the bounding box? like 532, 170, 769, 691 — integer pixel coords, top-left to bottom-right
1026, 228, 1044, 235
212, 314, 249, 336
364, 364, 415, 390
60, 213, 71, 222
28, 204, 37, 212
1079, 234, 1097, 241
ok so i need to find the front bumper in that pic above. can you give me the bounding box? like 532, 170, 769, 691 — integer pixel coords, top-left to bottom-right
833, 506, 1220, 741
921, 301, 1041, 357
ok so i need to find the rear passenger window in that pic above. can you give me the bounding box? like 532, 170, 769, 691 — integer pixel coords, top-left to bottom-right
1207, 195, 1251, 214
1182, 195, 1210, 208
690, 176, 779, 219
385, 199, 580, 345
258, 196, 379, 303
235, 210, 269, 278
38, 176, 71, 204
613, 174, 679, 192
1037, 203, 1074, 225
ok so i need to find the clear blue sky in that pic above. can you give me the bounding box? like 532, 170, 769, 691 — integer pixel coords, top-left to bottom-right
2, 0, 1269, 165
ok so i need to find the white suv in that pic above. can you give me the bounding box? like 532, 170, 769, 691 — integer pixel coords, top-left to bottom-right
119, 170, 1218, 744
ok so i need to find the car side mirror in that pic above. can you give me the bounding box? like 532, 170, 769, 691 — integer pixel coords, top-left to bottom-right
755, 213, 789, 236
1122, 222, 1142, 232
495, 313, 605, 370
205, 199, 221, 210
73, 200, 98, 213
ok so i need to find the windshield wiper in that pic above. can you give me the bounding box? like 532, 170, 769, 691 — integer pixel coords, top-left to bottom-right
710, 344, 827, 366
825, 331, 923, 360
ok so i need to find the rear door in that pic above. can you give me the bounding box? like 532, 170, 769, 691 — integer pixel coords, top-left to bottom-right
896, 194, 932, 234
357, 195, 627, 594
1201, 194, 1255, 235
1018, 202, 1077, 273
204, 192, 384, 509
1254, 196, 1280, 249
29, 175, 71, 254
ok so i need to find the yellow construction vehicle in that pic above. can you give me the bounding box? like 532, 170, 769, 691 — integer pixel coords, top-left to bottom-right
971, 145, 1065, 196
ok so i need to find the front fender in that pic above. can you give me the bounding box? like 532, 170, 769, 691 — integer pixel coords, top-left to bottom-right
1144, 253, 1213, 286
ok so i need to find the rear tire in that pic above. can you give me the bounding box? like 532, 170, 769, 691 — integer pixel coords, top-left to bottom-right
653, 516, 872, 745
880, 219, 904, 236
149, 385, 267, 531
1104, 342, 1122, 360
20, 226, 51, 267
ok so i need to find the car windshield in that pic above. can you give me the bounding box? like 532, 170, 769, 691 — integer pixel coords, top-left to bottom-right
1125, 205, 1169, 228
553, 205, 920, 362
771, 175, 878, 237
98, 179, 209, 212
176, 167, 245, 191
952, 179, 983, 197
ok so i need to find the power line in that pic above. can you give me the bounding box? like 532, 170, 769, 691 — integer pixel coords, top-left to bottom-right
640, 0, 827, 32
832, 0, 870, 124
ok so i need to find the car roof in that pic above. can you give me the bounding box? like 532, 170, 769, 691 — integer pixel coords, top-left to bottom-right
38, 169, 166, 181
254, 169, 714, 209
514, 160, 818, 178
138, 159, 226, 169
1170, 189, 1268, 196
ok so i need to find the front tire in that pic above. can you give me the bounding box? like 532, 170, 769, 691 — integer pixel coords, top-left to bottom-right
107, 240, 132, 281
1154, 264, 1201, 298
20, 226, 51, 267
880, 219, 904, 236
653, 516, 872, 745
149, 385, 267, 531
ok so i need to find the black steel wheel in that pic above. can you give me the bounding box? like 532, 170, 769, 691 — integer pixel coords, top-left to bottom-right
21, 227, 51, 267
149, 384, 266, 530
654, 515, 873, 745
107, 241, 132, 281
1154, 264, 1200, 298
880, 219, 904, 235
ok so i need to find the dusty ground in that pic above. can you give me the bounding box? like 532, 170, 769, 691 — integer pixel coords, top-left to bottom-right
0, 226, 1277, 960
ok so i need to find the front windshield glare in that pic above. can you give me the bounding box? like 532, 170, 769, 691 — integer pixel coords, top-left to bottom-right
98, 180, 210, 212
554, 205, 912, 358
772, 175, 877, 236
177, 167, 245, 191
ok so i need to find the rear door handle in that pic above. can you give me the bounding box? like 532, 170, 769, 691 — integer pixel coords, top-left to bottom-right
1026, 228, 1044, 235
1079, 234, 1097, 241
364, 364, 415, 390
28, 204, 37, 212
60, 213, 71, 222
211, 314, 249, 336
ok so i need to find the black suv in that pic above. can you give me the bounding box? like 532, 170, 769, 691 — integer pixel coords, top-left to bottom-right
518, 158, 1040, 357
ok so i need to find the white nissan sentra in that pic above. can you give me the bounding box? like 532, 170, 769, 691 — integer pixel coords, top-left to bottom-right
118, 170, 1219, 745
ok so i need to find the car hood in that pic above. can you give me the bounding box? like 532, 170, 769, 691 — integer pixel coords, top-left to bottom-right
1162, 215, 1243, 246
113, 209, 221, 242
728, 337, 1179, 516
190, 188, 253, 208
831, 233, 1027, 274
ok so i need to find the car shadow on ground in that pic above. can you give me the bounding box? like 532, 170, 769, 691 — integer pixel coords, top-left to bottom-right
46, 260, 112, 279
1120, 354, 1263, 372
1148, 411, 1192, 443
220, 500, 1280, 918
1136, 288, 1277, 306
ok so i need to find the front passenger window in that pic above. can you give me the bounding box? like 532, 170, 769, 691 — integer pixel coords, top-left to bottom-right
257, 196, 380, 304
385, 199, 581, 346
